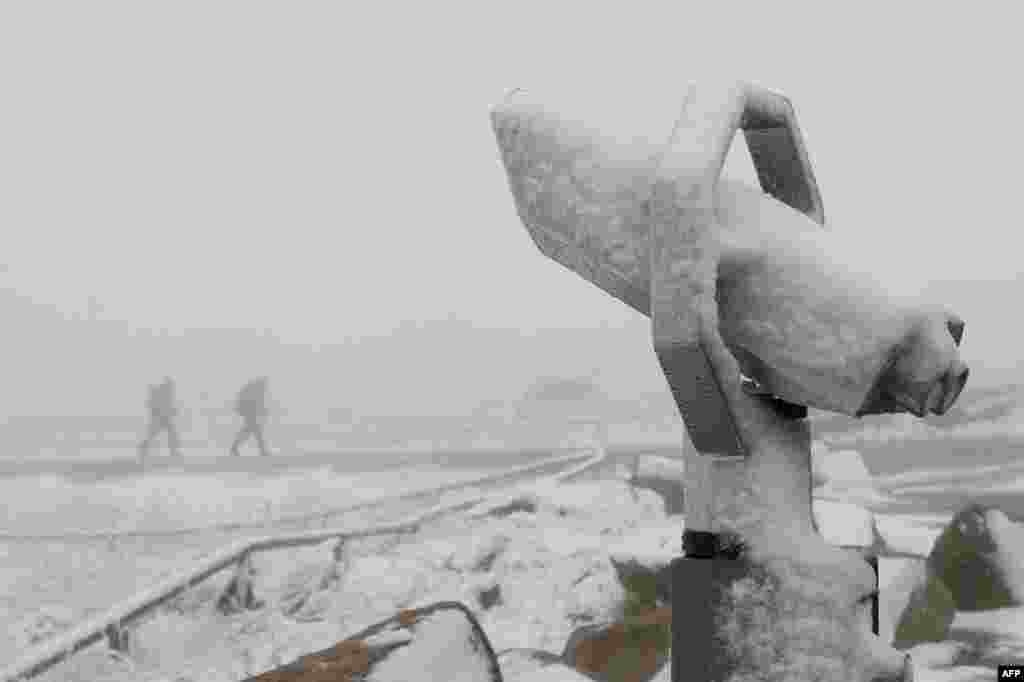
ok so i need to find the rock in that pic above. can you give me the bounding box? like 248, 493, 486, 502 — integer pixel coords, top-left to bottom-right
500, 649, 594, 681
904, 641, 967, 669
627, 456, 685, 515
812, 498, 885, 552
556, 556, 672, 682
605, 520, 682, 605
461, 574, 504, 612
631, 456, 684, 481
566, 569, 628, 625
628, 476, 683, 516
812, 447, 873, 488
559, 607, 671, 682
879, 557, 925, 645
607, 551, 674, 606
927, 504, 1024, 611
477, 583, 503, 610
811, 446, 888, 507
243, 602, 502, 681
874, 513, 945, 557
891, 564, 957, 650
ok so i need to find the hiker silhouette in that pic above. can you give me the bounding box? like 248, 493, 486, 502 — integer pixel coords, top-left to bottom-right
138, 376, 182, 459
230, 377, 272, 457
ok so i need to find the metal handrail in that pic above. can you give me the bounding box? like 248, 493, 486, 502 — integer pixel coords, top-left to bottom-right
2, 447, 608, 681
0, 450, 594, 542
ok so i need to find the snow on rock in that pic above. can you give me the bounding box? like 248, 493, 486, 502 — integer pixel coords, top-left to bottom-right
632, 455, 684, 481
813, 447, 873, 487
499, 650, 592, 682
905, 642, 968, 669
880, 557, 926, 646
627, 455, 685, 515
928, 505, 1024, 611
364, 609, 497, 682
566, 569, 626, 624
879, 557, 956, 650
950, 606, 1024, 656
912, 668, 997, 682
875, 514, 943, 557
69, 469, 1024, 682
812, 498, 881, 550
969, 508, 1024, 606
559, 607, 671, 682
811, 445, 889, 506
605, 521, 681, 603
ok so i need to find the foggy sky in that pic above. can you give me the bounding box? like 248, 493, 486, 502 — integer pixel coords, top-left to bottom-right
1, 2, 1020, 418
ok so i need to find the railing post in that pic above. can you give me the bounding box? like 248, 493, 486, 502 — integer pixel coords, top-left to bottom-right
844, 547, 880, 636
322, 538, 346, 587
105, 621, 132, 656
217, 551, 262, 614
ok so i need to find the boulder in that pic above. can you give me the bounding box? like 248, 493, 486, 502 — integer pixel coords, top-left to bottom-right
874, 514, 944, 557
812, 498, 885, 552
811, 446, 888, 508
879, 557, 924, 645
607, 551, 674, 607
927, 504, 1024, 611
626, 456, 685, 515
812, 448, 873, 488
892, 566, 957, 649
499, 649, 593, 682
606, 519, 682, 603
556, 551, 672, 682
880, 556, 957, 650
903, 641, 967, 669
560, 607, 671, 682
243, 602, 502, 681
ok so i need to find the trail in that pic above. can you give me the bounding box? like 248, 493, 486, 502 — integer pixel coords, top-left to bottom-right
0, 447, 616, 667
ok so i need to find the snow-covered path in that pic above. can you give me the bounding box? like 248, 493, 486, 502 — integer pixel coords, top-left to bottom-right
8, 443, 1024, 682
1, 451, 611, 664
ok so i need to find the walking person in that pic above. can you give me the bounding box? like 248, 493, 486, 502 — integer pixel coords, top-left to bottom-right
138, 376, 182, 459
230, 376, 272, 457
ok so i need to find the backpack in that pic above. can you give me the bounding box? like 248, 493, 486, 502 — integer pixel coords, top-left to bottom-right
236, 381, 267, 416
147, 382, 175, 417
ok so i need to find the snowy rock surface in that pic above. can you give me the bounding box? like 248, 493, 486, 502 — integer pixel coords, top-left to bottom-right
812, 498, 881, 549
23, 476, 1024, 682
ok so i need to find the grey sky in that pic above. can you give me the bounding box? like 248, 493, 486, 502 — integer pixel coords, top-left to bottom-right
0, 2, 1020, 418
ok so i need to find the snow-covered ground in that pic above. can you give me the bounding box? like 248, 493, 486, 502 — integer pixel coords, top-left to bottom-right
0, 466, 491, 537
0, 464, 529, 661
6, 443, 1024, 681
